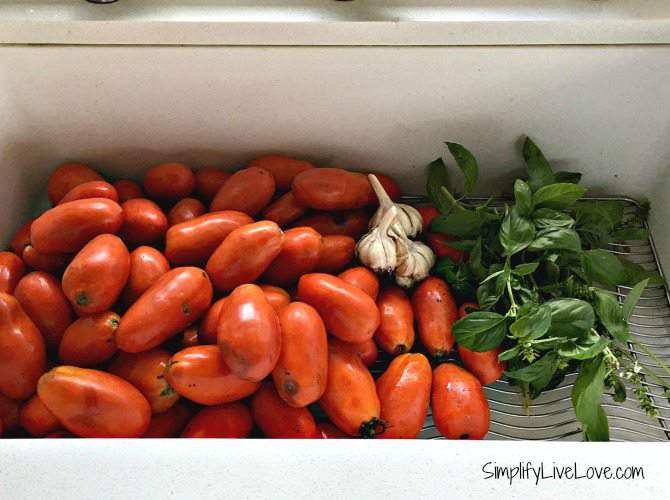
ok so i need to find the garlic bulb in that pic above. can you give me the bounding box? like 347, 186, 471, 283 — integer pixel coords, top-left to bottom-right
356, 205, 399, 273
368, 174, 423, 238
393, 230, 436, 288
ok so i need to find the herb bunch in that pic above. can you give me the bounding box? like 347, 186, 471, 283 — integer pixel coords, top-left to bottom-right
427, 137, 670, 441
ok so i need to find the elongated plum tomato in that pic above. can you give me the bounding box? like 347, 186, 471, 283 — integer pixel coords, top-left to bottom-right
143, 162, 195, 201
334, 337, 379, 368
411, 277, 457, 357
376, 353, 431, 439
19, 394, 61, 437
431, 363, 490, 440
143, 402, 191, 438
59, 180, 118, 204
251, 382, 316, 438
198, 298, 227, 345
194, 168, 231, 203
417, 206, 464, 263
47, 163, 103, 205
293, 210, 369, 239
0, 293, 47, 400
0, 394, 20, 433
109, 349, 179, 414
210, 167, 276, 216
182, 327, 199, 347
116, 267, 213, 353
168, 197, 206, 226
10, 219, 33, 255
315, 235, 355, 273
14, 271, 74, 348
262, 227, 323, 287
297, 273, 380, 343
248, 154, 315, 190
114, 179, 144, 202
375, 286, 415, 355
38, 366, 151, 438
119, 198, 168, 246
58, 311, 120, 367
62, 234, 130, 315
0, 251, 26, 293
123, 246, 170, 306
338, 266, 379, 300
456, 303, 505, 385
272, 302, 328, 408
181, 402, 253, 438
258, 284, 290, 314
165, 345, 260, 405
316, 422, 348, 439
217, 284, 282, 382
319, 340, 383, 437
262, 192, 306, 228
165, 211, 253, 266
30, 198, 123, 254
205, 221, 284, 292
22, 245, 69, 274
291, 168, 373, 211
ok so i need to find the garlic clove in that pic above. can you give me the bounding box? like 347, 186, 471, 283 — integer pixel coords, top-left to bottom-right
367, 174, 424, 238
356, 205, 399, 273
392, 230, 435, 288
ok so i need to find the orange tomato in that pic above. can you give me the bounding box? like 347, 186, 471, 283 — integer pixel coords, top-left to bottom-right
376, 353, 431, 438
338, 266, 380, 300
432, 363, 490, 439
143, 162, 195, 201
346, 338, 379, 368
263, 227, 323, 286
316, 422, 349, 439
258, 284, 290, 313
294, 210, 369, 239
272, 302, 328, 408
417, 206, 465, 262
217, 284, 282, 382
123, 246, 170, 306
47, 163, 103, 205
315, 235, 355, 273
165, 210, 253, 266
119, 198, 168, 246
38, 366, 151, 438
116, 267, 213, 353
182, 326, 199, 347
412, 277, 457, 357
194, 168, 231, 203
142, 402, 191, 438
367, 173, 401, 203
168, 197, 207, 226
22, 245, 69, 273
456, 302, 505, 385
62, 234, 130, 315
10, 219, 33, 255
165, 345, 260, 405
0, 293, 47, 399
262, 192, 307, 228
205, 221, 284, 292
210, 167, 276, 216
30, 198, 123, 254
19, 394, 61, 437
375, 286, 415, 355
292, 168, 372, 210
181, 402, 253, 438
14, 271, 74, 348
114, 179, 144, 202
0, 251, 26, 293
58, 311, 119, 367
109, 349, 179, 414
0, 394, 20, 434
59, 180, 118, 204
298, 273, 380, 343
198, 297, 226, 345
248, 155, 315, 190
251, 382, 316, 438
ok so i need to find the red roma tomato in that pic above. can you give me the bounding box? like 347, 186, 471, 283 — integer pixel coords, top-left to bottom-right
316, 422, 349, 439
0, 394, 20, 433
59, 180, 118, 204
367, 173, 401, 203
38, 366, 151, 438
168, 198, 206, 226
114, 179, 144, 202
14, 271, 74, 348
344, 338, 379, 368
456, 301, 504, 385
458, 302, 480, 318
19, 394, 61, 437
181, 402, 253, 438
375, 286, 415, 355
258, 284, 290, 313
165, 345, 260, 405
0, 293, 46, 399
315, 235, 355, 273
10, 219, 33, 255
263, 227, 323, 286
376, 353, 431, 439
292, 168, 373, 211
210, 167, 276, 216
338, 267, 380, 300
297, 273, 380, 343
248, 155, 315, 190
58, 311, 119, 367
431, 363, 490, 440
198, 297, 226, 345
194, 168, 231, 203
30, 198, 123, 254
205, 221, 284, 292
123, 246, 170, 306
251, 382, 316, 438
47, 163, 103, 205
417, 206, 464, 262
116, 267, 213, 353
109, 349, 179, 414
165, 211, 253, 266
412, 277, 458, 357
272, 302, 328, 408
22, 245, 69, 274
0, 251, 26, 293
119, 198, 168, 246
143, 402, 191, 438
262, 192, 307, 228
182, 326, 199, 347
319, 340, 383, 437
62, 234, 130, 315
293, 210, 369, 239
217, 284, 282, 382
143, 162, 195, 201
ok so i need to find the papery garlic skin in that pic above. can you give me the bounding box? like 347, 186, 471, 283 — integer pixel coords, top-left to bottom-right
393, 231, 436, 288
367, 174, 423, 238
356, 205, 399, 273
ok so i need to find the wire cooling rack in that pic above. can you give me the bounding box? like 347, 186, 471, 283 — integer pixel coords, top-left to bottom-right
381, 197, 670, 441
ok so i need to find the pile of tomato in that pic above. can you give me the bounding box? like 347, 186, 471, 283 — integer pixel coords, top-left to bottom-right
0, 156, 501, 439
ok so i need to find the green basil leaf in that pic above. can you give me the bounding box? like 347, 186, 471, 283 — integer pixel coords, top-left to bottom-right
558, 334, 610, 360
572, 356, 610, 441
433, 258, 476, 303
513, 179, 533, 217
610, 227, 649, 241
512, 262, 539, 276
581, 249, 625, 287
546, 298, 595, 338
453, 311, 507, 352
618, 257, 665, 286
430, 209, 482, 239
426, 158, 451, 213
533, 183, 587, 209
446, 142, 479, 194
441, 239, 476, 251
610, 375, 627, 403
468, 237, 487, 281
554, 171, 582, 184
498, 345, 521, 362
622, 278, 649, 321
499, 207, 535, 256
523, 137, 555, 192
593, 289, 628, 342
509, 304, 552, 340
528, 228, 582, 253
532, 208, 575, 229
574, 201, 624, 232
505, 352, 558, 384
